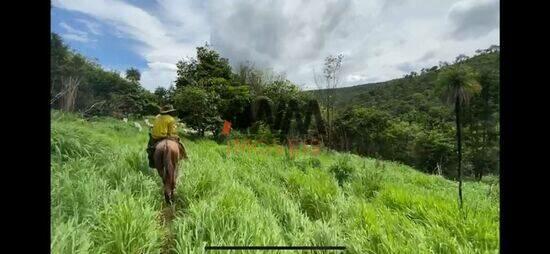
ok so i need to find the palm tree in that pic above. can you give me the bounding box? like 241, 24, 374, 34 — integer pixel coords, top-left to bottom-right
125, 68, 141, 84
436, 64, 481, 208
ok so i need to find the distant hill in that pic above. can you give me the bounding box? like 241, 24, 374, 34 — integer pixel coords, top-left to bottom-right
311, 50, 500, 117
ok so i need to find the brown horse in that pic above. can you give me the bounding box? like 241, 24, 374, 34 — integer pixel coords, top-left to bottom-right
154, 138, 187, 204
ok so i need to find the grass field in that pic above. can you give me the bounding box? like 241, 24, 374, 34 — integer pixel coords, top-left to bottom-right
51, 111, 499, 253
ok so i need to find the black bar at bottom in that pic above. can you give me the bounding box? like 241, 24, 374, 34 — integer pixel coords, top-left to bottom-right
205, 246, 346, 250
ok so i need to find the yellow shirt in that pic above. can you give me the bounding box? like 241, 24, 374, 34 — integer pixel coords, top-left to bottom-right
151, 114, 178, 139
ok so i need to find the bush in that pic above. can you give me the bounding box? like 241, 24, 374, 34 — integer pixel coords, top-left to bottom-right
251, 121, 276, 144
412, 129, 455, 174
293, 157, 322, 171
329, 156, 356, 186
349, 168, 383, 199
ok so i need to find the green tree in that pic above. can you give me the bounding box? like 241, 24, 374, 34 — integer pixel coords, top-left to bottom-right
381, 120, 421, 163
218, 84, 251, 128
58, 53, 92, 112
49, 33, 160, 117
412, 129, 455, 175
314, 54, 344, 146
154, 87, 168, 105
173, 86, 222, 136
436, 64, 481, 208
166, 85, 176, 105
125, 68, 141, 84
235, 63, 287, 97
263, 80, 302, 104
463, 68, 500, 180
334, 107, 391, 156
51, 33, 70, 98
175, 44, 232, 89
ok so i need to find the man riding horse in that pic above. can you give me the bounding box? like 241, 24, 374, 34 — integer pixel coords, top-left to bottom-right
147, 105, 187, 168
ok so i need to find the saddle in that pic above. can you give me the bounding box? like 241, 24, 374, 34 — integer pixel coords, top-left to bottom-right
148, 134, 188, 161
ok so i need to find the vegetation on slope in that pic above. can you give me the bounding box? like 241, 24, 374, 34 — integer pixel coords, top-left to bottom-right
52, 32, 499, 180
311, 49, 500, 179
51, 112, 499, 253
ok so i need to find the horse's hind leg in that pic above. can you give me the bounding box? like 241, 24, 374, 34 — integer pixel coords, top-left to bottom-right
170, 162, 178, 203
164, 179, 172, 204
166, 172, 177, 205
163, 173, 173, 205
164, 192, 172, 204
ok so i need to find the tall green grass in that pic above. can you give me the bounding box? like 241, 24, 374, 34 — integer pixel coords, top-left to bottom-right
51, 112, 165, 253
52, 112, 499, 253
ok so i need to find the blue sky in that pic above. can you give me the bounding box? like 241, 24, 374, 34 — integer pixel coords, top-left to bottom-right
51, 7, 148, 73
51, 0, 499, 91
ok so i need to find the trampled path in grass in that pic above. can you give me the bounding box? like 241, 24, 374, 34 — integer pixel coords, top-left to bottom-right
51, 112, 499, 253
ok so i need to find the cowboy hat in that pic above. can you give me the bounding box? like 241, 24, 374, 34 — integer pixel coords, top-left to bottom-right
160, 104, 176, 114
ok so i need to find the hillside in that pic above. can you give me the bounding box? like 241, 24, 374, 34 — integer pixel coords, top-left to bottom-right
307, 50, 500, 178
51, 112, 499, 253
327, 51, 500, 113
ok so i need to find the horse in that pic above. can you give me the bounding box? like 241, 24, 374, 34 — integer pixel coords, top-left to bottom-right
153, 138, 187, 204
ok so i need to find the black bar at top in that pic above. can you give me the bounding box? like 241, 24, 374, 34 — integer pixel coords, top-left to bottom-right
205, 246, 346, 250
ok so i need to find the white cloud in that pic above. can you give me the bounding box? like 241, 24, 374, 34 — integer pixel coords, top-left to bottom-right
141, 67, 178, 91
447, 0, 499, 40
60, 21, 87, 35
346, 74, 369, 83
62, 33, 90, 42
76, 18, 102, 35
141, 61, 179, 90
59, 21, 94, 42
53, 0, 499, 91
53, 0, 202, 90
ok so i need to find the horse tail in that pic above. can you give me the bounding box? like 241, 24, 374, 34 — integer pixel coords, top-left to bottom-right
163, 141, 176, 193
163, 140, 170, 183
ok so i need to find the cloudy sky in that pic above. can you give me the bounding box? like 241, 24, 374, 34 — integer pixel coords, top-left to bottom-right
51, 0, 499, 91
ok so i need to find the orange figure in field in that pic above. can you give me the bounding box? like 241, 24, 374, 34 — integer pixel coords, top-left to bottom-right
222, 120, 232, 136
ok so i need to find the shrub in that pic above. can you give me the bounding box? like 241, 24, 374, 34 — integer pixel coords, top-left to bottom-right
349, 168, 383, 199
293, 157, 322, 171
251, 121, 276, 144
329, 156, 356, 186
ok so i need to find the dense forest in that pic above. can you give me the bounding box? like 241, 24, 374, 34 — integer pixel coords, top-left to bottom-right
51, 32, 499, 180
50, 33, 160, 117
312, 48, 500, 180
